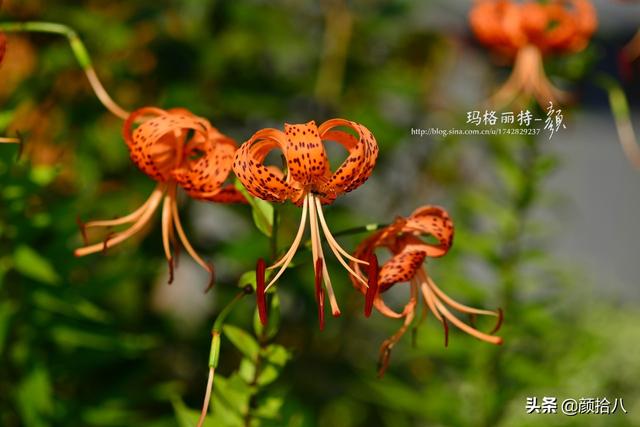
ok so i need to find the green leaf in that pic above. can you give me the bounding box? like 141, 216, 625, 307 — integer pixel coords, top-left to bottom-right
0, 301, 17, 354
223, 324, 260, 361
238, 358, 256, 384
32, 291, 111, 323
235, 179, 274, 237
208, 374, 254, 426
253, 394, 285, 420
13, 245, 61, 285
172, 397, 216, 427
238, 270, 257, 291
254, 292, 280, 341
262, 344, 290, 367
50, 326, 156, 353
256, 344, 291, 386
16, 366, 54, 427
30, 165, 59, 187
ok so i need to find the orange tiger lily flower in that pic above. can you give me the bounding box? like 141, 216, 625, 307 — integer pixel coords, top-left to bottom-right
75, 107, 244, 289
351, 205, 503, 377
469, 0, 597, 107
233, 119, 378, 326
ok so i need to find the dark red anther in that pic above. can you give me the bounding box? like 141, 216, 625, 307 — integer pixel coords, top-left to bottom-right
469, 313, 477, 327
16, 131, 25, 160
0, 33, 6, 67
76, 216, 88, 245
490, 308, 503, 334
442, 318, 449, 348
167, 257, 174, 285
101, 232, 115, 254
618, 50, 633, 83
314, 257, 325, 331
256, 258, 268, 326
364, 253, 379, 317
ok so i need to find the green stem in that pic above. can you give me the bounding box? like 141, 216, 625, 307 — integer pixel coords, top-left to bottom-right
315, 0, 353, 104
0, 21, 129, 119
332, 223, 387, 238
594, 74, 640, 170
483, 134, 541, 427
197, 286, 253, 427
243, 301, 275, 427
270, 208, 279, 261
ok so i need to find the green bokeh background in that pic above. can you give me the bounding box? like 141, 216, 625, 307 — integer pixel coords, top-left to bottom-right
1, 1, 639, 426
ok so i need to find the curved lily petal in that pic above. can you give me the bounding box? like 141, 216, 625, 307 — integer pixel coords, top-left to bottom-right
283, 121, 330, 185
318, 119, 379, 198
404, 205, 455, 257
233, 128, 297, 203
123, 107, 210, 182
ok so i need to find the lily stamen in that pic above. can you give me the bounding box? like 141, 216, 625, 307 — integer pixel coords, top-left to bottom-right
0, 137, 20, 144
265, 196, 310, 289
75, 185, 165, 256
308, 192, 340, 316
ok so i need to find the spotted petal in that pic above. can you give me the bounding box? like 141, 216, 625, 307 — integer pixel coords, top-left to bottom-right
378, 249, 427, 291
123, 107, 210, 182
318, 119, 379, 199
233, 128, 298, 203
173, 130, 238, 199
403, 205, 454, 258
283, 121, 330, 185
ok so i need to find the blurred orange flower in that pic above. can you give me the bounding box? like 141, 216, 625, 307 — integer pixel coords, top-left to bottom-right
234, 119, 378, 326
470, 0, 597, 106
75, 107, 244, 290
351, 205, 503, 377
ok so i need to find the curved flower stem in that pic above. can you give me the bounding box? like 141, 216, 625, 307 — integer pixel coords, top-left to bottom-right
0, 21, 129, 120
331, 223, 388, 238
270, 208, 279, 261
596, 74, 640, 170
196, 285, 253, 427
483, 133, 541, 427
315, 0, 353, 104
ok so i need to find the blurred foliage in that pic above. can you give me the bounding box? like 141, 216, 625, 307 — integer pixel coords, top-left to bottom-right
1, 1, 639, 427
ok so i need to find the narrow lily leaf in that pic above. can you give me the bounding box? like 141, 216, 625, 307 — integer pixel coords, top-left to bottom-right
235, 179, 274, 237
210, 374, 253, 425
13, 245, 61, 285
256, 344, 291, 387
223, 324, 260, 361
16, 366, 54, 427
253, 394, 285, 420
0, 301, 17, 354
